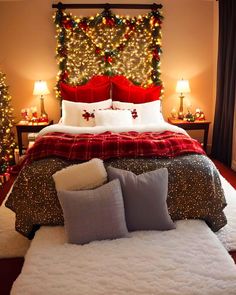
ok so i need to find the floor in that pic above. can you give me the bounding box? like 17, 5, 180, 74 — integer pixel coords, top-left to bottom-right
0, 159, 235, 295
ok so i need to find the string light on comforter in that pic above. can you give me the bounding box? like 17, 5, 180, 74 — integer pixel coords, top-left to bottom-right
53, 7, 163, 98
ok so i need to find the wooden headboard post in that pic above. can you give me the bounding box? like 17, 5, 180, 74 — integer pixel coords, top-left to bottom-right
52, 2, 162, 10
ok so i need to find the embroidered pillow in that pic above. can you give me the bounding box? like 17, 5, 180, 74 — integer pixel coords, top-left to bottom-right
60, 75, 110, 103
107, 167, 175, 231
57, 179, 128, 245
95, 109, 133, 127
53, 158, 107, 191
61, 99, 112, 127
113, 100, 163, 125
111, 75, 162, 103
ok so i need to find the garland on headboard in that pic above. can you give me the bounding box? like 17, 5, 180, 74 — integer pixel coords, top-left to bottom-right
54, 6, 163, 98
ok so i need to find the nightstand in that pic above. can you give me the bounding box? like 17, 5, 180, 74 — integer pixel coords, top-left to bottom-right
16, 120, 53, 155
168, 118, 211, 152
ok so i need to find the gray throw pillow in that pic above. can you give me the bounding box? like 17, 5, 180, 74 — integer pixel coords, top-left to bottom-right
107, 167, 175, 231
58, 179, 128, 245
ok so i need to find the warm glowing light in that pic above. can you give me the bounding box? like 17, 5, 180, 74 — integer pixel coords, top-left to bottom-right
33, 81, 50, 96
176, 79, 191, 94
53, 7, 164, 98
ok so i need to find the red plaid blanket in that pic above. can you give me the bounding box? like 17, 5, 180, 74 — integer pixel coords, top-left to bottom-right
25, 131, 205, 162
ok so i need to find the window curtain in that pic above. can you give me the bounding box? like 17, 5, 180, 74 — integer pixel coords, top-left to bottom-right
211, 0, 236, 167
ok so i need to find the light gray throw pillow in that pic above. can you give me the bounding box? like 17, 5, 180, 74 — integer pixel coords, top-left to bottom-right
57, 179, 128, 245
107, 167, 175, 231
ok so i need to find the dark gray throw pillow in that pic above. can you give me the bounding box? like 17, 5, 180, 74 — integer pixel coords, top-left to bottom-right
58, 179, 128, 245
107, 167, 175, 231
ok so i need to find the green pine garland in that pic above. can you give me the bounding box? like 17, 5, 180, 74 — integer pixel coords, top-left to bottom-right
53, 7, 164, 98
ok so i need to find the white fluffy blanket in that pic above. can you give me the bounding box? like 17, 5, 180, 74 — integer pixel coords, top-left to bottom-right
11, 220, 236, 295
0, 188, 30, 258
216, 176, 236, 251
38, 122, 188, 137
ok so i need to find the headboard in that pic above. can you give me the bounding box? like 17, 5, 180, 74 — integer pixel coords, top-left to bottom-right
53, 2, 164, 100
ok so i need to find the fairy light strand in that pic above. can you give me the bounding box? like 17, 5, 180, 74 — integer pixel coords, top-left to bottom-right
53, 7, 164, 99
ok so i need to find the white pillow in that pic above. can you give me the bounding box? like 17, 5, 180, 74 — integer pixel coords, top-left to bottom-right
95, 109, 133, 127
112, 100, 164, 125
61, 99, 112, 127
139, 100, 164, 124
112, 101, 141, 125
52, 158, 107, 191
61, 100, 80, 126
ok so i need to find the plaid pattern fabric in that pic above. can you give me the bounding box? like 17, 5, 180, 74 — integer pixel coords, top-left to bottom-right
25, 131, 205, 163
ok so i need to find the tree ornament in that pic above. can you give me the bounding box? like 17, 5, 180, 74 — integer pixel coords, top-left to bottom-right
79, 21, 88, 31
95, 47, 101, 55
62, 19, 73, 30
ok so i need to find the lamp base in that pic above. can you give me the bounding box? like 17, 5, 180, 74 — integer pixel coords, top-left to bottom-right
40, 96, 48, 122
39, 114, 48, 123
178, 94, 184, 120
178, 112, 184, 120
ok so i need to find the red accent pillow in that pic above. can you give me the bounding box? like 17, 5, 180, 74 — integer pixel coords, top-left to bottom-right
111, 75, 162, 103
60, 75, 110, 103
88, 75, 110, 86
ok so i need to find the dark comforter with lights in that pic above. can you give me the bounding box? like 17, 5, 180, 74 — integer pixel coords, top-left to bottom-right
6, 154, 226, 238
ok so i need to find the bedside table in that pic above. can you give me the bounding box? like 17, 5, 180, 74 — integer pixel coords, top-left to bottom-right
16, 120, 53, 155
168, 118, 211, 152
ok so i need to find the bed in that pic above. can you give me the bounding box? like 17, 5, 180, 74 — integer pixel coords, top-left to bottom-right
5, 121, 227, 238
6, 72, 228, 237
5, 76, 234, 295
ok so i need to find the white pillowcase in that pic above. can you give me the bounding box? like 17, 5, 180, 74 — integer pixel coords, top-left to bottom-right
52, 158, 107, 191
112, 101, 141, 125
95, 109, 133, 127
61, 99, 112, 127
112, 100, 164, 125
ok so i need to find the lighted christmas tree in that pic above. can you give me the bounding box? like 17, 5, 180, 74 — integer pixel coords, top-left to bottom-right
0, 71, 16, 182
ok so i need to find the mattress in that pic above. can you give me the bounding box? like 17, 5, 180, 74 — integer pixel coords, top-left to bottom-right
11, 220, 236, 295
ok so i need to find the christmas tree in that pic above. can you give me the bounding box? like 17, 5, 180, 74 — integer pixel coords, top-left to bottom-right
0, 71, 16, 183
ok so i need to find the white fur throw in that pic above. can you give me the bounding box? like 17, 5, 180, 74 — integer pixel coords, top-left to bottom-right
52, 158, 107, 191
11, 221, 236, 295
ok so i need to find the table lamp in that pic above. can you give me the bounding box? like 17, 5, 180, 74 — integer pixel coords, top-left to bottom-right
175, 79, 191, 119
33, 80, 50, 122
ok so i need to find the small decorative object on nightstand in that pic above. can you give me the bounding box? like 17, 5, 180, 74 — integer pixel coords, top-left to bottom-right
16, 120, 53, 155
176, 79, 191, 119
184, 110, 195, 122
194, 108, 205, 121
168, 117, 210, 152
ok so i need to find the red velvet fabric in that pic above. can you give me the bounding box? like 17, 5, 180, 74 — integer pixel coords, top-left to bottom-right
111, 75, 162, 103
60, 75, 110, 103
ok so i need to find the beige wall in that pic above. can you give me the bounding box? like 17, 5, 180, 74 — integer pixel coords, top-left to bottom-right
0, 0, 217, 147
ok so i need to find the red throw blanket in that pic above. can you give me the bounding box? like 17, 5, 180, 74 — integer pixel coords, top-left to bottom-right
24, 131, 205, 162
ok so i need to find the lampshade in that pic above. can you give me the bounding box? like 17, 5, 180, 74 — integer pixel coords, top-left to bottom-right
176, 79, 191, 94
33, 80, 50, 96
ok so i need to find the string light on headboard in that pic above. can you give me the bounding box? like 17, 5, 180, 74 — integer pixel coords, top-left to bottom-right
53, 5, 163, 99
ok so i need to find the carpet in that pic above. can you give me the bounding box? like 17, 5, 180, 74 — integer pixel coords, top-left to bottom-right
0, 188, 30, 258
216, 176, 236, 251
